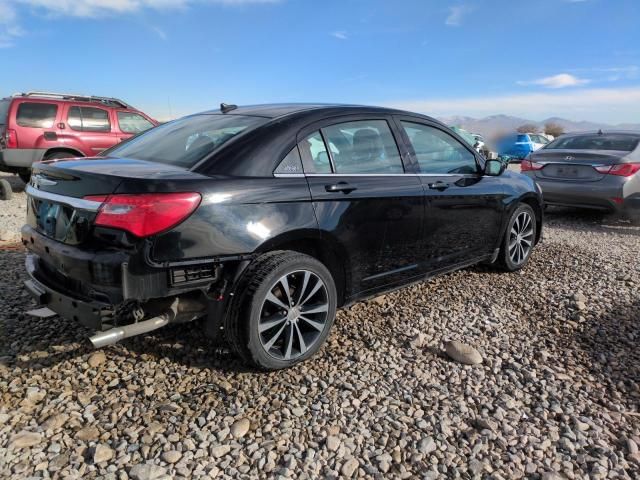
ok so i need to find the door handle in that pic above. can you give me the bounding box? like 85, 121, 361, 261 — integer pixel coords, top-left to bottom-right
428, 181, 450, 191
325, 182, 357, 193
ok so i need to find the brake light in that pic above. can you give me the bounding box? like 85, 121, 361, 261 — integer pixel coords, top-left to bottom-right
84, 192, 201, 237
608, 163, 640, 177
5, 129, 17, 148
520, 160, 544, 172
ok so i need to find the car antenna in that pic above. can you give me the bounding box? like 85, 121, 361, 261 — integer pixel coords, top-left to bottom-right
220, 103, 238, 114
597, 129, 603, 135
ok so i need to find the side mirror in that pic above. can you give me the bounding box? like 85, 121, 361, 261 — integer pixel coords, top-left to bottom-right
485, 159, 504, 176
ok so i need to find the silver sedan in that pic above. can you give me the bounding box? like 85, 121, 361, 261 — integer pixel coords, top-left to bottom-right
520, 131, 640, 214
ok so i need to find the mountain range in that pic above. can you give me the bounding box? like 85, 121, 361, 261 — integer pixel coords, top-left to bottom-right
437, 114, 640, 140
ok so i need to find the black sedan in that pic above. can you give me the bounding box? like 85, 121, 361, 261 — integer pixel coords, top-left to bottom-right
22, 104, 543, 370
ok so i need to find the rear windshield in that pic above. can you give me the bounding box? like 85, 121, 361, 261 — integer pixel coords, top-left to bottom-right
106, 114, 268, 168
0, 99, 9, 125
545, 134, 640, 151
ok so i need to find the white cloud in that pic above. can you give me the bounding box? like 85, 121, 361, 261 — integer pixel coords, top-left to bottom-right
331, 31, 348, 40
151, 25, 167, 40
15, 0, 280, 18
385, 86, 640, 124
445, 5, 473, 27
517, 73, 590, 89
0, 1, 24, 48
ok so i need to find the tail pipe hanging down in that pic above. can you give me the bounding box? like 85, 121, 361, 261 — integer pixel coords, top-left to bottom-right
89, 296, 205, 348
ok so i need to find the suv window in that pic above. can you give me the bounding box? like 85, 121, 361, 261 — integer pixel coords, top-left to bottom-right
16, 102, 58, 128
117, 111, 154, 134
68, 106, 111, 132
321, 120, 403, 174
0, 100, 10, 126
299, 131, 332, 173
401, 122, 478, 174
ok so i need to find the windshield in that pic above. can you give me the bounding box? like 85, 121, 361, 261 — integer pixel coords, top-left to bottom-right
106, 114, 268, 168
0, 99, 10, 126
545, 134, 640, 151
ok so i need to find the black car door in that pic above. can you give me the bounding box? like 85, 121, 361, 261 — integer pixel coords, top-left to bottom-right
298, 116, 425, 297
394, 117, 505, 270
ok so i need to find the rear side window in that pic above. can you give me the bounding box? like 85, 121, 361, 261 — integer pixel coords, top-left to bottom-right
68, 106, 111, 132
299, 131, 332, 173
117, 111, 154, 134
321, 120, 404, 174
545, 134, 640, 151
0, 100, 10, 125
401, 122, 477, 174
106, 114, 267, 168
274, 147, 304, 175
16, 102, 58, 128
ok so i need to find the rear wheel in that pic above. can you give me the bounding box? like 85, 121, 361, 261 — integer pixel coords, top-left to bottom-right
45, 151, 77, 161
497, 203, 537, 271
225, 251, 337, 370
0, 179, 12, 201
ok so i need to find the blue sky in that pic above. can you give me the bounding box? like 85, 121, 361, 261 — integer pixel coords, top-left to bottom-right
1, 0, 639, 123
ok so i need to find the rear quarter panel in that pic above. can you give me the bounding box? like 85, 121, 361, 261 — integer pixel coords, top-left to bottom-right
150, 177, 319, 261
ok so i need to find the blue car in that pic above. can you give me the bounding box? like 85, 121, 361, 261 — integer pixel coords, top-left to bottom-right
497, 133, 550, 160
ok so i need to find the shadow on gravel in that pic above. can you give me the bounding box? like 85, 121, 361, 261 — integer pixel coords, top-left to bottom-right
545, 206, 640, 236
575, 298, 640, 410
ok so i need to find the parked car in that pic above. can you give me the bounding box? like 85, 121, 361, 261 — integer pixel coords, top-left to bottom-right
0, 91, 157, 183
21, 104, 543, 370
521, 130, 640, 213
497, 133, 550, 160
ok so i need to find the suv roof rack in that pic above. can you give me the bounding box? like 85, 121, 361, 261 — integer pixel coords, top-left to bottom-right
15, 91, 132, 109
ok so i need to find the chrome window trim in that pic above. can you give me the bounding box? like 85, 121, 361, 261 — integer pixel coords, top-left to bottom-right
273, 173, 477, 178
26, 185, 103, 211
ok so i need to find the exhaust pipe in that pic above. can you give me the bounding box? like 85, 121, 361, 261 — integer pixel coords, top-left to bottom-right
90, 298, 179, 348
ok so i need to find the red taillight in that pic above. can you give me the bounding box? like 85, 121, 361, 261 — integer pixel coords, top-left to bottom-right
6, 129, 17, 148
520, 160, 544, 172
84, 192, 201, 237
608, 163, 640, 177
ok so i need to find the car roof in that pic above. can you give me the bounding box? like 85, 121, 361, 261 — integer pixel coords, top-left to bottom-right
557, 130, 640, 138
199, 103, 439, 121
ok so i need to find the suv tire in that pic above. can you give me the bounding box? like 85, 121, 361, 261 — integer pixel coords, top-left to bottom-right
225, 251, 337, 370
497, 203, 537, 271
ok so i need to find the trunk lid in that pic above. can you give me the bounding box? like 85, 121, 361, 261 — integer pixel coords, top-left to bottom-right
529, 149, 628, 182
26, 156, 207, 245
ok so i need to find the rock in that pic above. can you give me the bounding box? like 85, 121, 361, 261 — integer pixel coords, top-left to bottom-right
161, 450, 182, 464
572, 292, 587, 303
409, 332, 428, 349
76, 425, 100, 442
444, 340, 483, 365
129, 464, 169, 480
210, 445, 231, 458
87, 351, 107, 368
42, 413, 69, 431
93, 444, 114, 463
326, 435, 340, 452
574, 301, 587, 311
26, 387, 46, 403
628, 438, 639, 455
341, 458, 359, 477
230, 418, 250, 439
469, 459, 484, 475
291, 407, 305, 417
541, 472, 563, 480
418, 437, 436, 455
9, 431, 42, 449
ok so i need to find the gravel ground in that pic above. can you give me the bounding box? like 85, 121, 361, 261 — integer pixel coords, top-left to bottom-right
1, 171, 639, 479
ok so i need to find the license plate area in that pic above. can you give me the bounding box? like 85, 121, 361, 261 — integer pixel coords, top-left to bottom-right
27, 196, 93, 244
541, 164, 599, 180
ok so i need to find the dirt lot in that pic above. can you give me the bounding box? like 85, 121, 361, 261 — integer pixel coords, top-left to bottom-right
1, 172, 639, 479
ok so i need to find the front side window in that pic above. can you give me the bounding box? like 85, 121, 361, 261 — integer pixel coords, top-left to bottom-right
67, 106, 111, 132
117, 111, 154, 134
106, 114, 267, 168
16, 102, 58, 128
321, 120, 403, 174
299, 131, 331, 173
401, 122, 478, 174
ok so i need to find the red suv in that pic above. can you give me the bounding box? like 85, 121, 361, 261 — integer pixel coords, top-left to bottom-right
0, 92, 157, 183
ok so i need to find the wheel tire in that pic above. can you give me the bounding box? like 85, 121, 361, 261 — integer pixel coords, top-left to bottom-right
496, 203, 537, 272
0, 179, 12, 201
225, 250, 337, 370
18, 171, 31, 184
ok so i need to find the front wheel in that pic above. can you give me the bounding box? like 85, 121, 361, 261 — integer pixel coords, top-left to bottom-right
225, 251, 337, 370
497, 203, 537, 271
